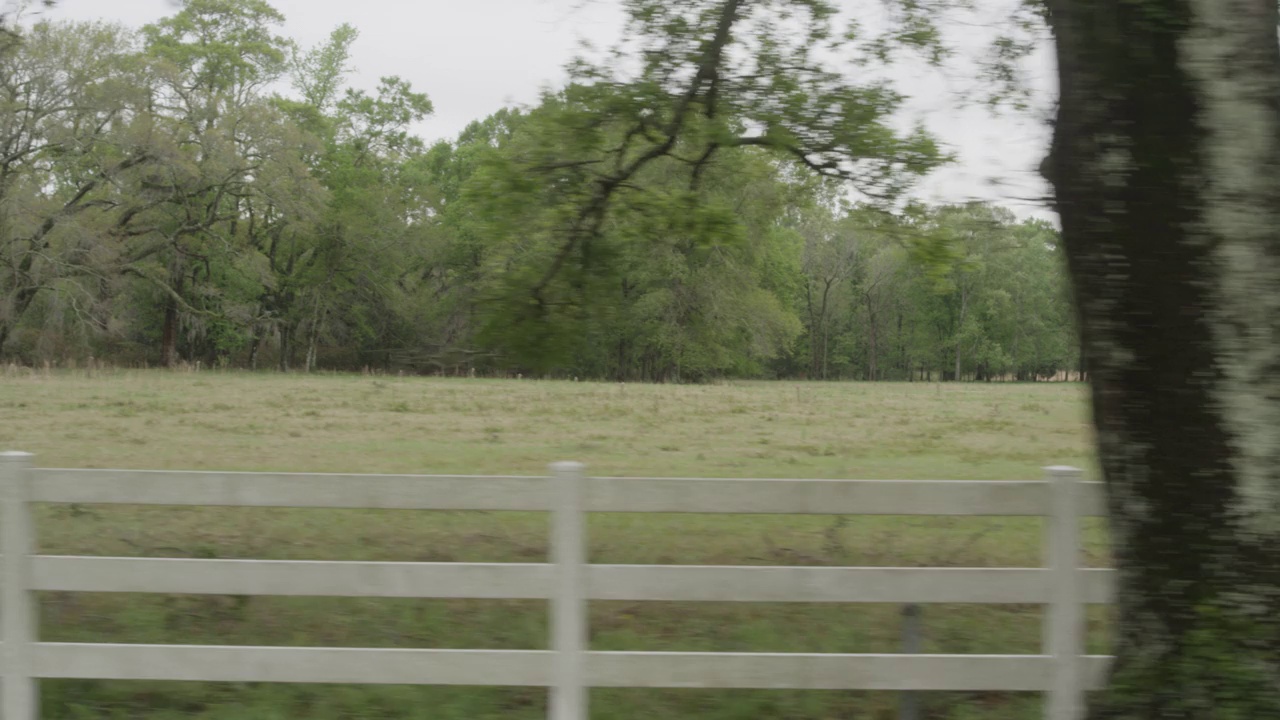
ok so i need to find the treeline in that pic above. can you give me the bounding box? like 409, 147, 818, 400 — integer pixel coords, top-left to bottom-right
0, 0, 1078, 381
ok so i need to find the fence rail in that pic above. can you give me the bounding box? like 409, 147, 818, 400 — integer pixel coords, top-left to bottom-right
0, 451, 1111, 720
28, 645, 1112, 690
28, 558, 1117, 603
26, 467, 1107, 515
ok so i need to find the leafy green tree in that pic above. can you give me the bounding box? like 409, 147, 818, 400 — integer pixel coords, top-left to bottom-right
301, 74, 435, 371
462, 88, 811, 379
781, 199, 1075, 383
142, 0, 291, 121
129, 0, 323, 367
274, 21, 435, 371
290, 22, 356, 113
0, 19, 151, 358
794, 203, 862, 379
998, 219, 1076, 380
849, 210, 909, 380
426, 109, 528, 340
466, 0, 945, 372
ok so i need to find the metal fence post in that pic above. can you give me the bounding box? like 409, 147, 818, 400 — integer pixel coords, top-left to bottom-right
1045, 465, 1084, 720
1, 451, 37, 720
549, 462, 587, 720
899, 603, 923, 720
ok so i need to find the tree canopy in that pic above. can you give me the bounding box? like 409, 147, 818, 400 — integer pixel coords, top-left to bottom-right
0, 0, 1076, 381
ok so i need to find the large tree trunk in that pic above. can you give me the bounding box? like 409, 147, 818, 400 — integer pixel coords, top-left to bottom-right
1045, 1, 1280, 717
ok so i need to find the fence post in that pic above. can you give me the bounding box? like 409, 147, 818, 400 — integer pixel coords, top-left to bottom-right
899, 603, 923, 720
1045, 465, 1084, 720
549, 462, 587, 720
1, 451, 37, 720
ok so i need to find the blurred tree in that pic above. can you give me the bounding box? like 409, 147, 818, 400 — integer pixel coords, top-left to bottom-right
1044, 1, 1280, 717
467, 0, 947, 371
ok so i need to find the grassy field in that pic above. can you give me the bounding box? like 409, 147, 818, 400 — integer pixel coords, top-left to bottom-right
0, 370, 1106, 719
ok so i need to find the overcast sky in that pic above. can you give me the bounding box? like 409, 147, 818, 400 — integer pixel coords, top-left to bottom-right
43, 0, 1057, 222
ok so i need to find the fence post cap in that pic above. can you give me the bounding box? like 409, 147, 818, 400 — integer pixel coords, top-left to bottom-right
0, 451, 33, 462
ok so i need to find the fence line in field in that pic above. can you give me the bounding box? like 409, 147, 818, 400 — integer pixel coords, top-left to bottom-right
0, 452, 1110, 720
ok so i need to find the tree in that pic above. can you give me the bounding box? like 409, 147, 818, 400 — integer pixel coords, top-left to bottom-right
1000, 219, 1075, 381
134, 0, 322, 367
796, 204, 861, 380
463, 88, 811, 380
292, 72, 434, 371
1043, 1, 1280, 717
0, 19, 152, 357
850, 211, 905, 381
290, 22, 356, 113
468, 0, 946, 371
921, 204, 1022, 381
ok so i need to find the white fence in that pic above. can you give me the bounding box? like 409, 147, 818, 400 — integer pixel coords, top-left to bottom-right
0, 452, 1112, 720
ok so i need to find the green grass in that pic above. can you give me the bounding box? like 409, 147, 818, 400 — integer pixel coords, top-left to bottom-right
0, 369, 1107, 719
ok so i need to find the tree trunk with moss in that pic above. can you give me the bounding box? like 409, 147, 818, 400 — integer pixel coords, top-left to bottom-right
1044, 0, 1280, 717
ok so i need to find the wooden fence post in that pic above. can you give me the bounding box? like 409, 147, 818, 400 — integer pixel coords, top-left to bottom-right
549, 462, 587, 720
1, 451, 37, 720
1045, 465, 1084, 720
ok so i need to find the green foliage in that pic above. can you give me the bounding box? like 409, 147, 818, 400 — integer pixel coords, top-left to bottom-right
0, 1, 1075, 383
291, 22, 357, 111
450, 0, 962, 375
142, 0, 291, 96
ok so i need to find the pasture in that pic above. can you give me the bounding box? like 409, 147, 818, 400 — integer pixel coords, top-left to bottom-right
0, 370, 1106, 719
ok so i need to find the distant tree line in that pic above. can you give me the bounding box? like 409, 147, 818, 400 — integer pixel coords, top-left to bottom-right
0, 0, 1078, 381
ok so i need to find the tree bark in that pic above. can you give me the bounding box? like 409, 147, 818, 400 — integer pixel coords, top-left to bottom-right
953, 287, 967, 382
805, 278, 834, 380
1045, 1, 1280, 717
248, 326, 260, 371
865, 293, 879, 382
304, 330, 318, 373
305, 295, 324, 373
278, 324, 292, 373
160, 297, 178, 368
0, 284, 44, 358
897, 311, 907, 381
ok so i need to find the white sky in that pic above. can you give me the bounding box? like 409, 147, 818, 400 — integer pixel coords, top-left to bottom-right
43, 0, 1057, 222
